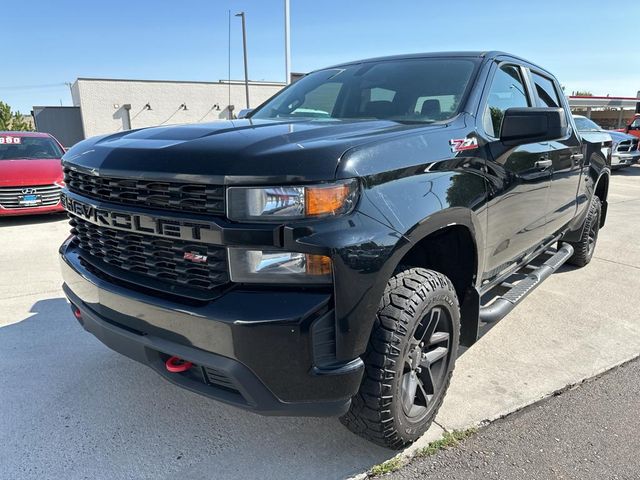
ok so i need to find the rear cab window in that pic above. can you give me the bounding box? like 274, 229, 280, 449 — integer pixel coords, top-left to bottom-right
530, 70, 574, 134
531, 72, 561, 108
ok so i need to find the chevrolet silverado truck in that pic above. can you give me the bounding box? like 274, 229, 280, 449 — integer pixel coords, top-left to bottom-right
59, 51, 611, 449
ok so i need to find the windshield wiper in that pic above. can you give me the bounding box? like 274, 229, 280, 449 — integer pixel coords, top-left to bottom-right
394, 119, 436, 125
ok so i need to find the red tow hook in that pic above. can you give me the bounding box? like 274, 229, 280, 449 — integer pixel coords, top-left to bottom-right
165, 356, 193, 373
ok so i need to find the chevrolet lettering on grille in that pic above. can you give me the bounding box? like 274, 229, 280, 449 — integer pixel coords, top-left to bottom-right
61, 193, 222, 244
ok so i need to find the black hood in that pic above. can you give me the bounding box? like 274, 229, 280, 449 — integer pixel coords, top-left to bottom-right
63, 119, 439, 184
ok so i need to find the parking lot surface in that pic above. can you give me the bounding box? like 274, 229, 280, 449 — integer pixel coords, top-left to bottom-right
391, 358, 640, 480
1, 166, 639, 480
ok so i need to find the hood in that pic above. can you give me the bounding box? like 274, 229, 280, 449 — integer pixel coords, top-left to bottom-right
63, 119, 443, 184
604, 130, 636, 143
0, 159, 63, 187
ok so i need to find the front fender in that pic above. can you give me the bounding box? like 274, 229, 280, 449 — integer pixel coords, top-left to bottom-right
358, 166, 488, 282
319, 166, 488, 358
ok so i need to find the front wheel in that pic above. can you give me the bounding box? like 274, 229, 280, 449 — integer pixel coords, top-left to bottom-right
564, 195, 601, 267
340, 267, 460, 449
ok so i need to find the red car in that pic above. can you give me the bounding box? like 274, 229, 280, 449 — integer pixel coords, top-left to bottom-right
0, 131, 65, 216
623, 114, 640, 139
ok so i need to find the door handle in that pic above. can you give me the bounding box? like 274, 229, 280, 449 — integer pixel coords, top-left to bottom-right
535, 159, 553, 169
570, 153, 584, 162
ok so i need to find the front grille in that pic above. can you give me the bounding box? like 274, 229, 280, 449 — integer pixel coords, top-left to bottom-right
616, 139, 639, 153
64, 168, 225, 215
0, 184, 61, 209
70, 215, 229, 295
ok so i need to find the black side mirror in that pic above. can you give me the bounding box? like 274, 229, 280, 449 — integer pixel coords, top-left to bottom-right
500, 107, 568, 147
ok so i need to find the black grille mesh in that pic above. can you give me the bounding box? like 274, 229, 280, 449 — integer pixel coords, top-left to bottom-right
70, 215, 229, 293
64, 168, 225, 215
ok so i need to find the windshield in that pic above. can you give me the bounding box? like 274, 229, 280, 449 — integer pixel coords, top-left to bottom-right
251, 58, 478, 124
0, 136, 63, 160
573, 117, 602, 132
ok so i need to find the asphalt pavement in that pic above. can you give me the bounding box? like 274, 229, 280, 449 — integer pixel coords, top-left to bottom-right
389, 357, 640, 480
1, 165, 639, 480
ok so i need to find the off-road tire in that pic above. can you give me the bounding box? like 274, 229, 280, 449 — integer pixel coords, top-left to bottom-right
565, 195, 601, 267
340, 267, 460, 449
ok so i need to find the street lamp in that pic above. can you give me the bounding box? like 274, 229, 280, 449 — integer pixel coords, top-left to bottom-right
235, 11, 250, 109
284, 0, 291, 85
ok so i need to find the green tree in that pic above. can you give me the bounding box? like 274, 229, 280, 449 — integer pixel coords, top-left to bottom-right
0, 101, 34, 131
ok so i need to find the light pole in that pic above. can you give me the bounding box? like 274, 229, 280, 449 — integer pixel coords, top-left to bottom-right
284, 0, 291, 85
235, 11, 250, 109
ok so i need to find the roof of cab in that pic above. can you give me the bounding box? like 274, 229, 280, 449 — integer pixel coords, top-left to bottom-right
326, 51, 553, 76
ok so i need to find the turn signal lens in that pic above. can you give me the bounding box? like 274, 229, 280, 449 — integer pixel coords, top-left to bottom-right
305, 254, 332, 276
305, 184, 351, 216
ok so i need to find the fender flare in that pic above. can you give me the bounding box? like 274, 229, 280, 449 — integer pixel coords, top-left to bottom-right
381, 207, 484, 347
387, 206, 484, 280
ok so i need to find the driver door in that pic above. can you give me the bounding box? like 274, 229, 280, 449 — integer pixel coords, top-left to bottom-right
479, 63, 553, 281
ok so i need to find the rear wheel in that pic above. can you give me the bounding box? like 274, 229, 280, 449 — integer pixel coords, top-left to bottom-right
565, 195, 601, 267
340, 268, 460, 449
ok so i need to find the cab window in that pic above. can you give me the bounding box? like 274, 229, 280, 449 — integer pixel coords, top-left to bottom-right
531, 72, 561, 108
483, 65, 530, 137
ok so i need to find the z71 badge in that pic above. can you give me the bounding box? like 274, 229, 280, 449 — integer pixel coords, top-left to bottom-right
449, 137, 478, 153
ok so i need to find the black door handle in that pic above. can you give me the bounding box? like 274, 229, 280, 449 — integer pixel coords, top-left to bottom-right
535, 159, 553, 169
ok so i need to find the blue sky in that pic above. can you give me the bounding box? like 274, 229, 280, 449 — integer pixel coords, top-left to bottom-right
2, 0, 639, 113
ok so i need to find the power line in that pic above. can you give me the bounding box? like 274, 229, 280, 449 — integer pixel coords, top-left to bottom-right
0, 83, 68, 91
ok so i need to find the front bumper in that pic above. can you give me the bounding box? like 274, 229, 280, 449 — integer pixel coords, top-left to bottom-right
60, 240, 364, 416
611, 151, 640, 167
0, 201, 64, 216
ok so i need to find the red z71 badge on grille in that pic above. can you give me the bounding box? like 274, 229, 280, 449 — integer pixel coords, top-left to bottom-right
183, 252, 208, 264
449, 137, 478, 153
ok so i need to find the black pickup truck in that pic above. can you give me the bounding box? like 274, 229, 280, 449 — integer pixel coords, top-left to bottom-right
59, 51, 611, 449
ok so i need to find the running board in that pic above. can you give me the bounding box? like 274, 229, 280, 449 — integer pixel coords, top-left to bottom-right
479, 244, 574, 323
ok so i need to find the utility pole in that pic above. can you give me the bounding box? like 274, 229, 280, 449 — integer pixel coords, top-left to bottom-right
65, 82, 74, 105
235, 12, 250, 109
284, 0, 291, 85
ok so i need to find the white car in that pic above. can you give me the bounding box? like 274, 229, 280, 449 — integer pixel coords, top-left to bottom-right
574, 115, 640, 169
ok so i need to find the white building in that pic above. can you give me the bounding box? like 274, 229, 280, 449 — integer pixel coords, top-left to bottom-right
34, 77, 286, 145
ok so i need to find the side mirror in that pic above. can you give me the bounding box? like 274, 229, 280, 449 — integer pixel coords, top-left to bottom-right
500, 107, 568, 147
237, 108, 254, 119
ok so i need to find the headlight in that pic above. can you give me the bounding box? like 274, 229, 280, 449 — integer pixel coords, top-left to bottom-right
228, 249, 332, 284
226, 179, 358, 222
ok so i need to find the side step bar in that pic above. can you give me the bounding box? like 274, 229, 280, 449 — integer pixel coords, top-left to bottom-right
479, 244, 574, 323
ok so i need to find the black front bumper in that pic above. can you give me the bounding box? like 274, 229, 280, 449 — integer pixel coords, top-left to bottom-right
60, 240, 364, 416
